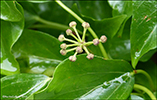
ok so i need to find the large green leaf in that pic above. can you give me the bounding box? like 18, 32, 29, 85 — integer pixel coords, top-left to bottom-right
108, 1, 132, 36
1, 74, 51, 99
34, 55, 134, 99
76, 72, 134, 99
0, 1, 24, 75
0, 0, 22, 21
131, 1, 157, 68
12, 29, 68, 61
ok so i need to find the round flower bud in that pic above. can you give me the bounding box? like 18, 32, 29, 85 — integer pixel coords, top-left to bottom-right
69, 21, 77, 27
100, 35, 107, 43
69, 56, 77, 62
60, 49, 67, 55
58, 34, 65, 42
60, 43, 66, 49
93, 38, 99, 46
76, 46, 83, 53
82, 22, 90, 29
66, 29, 72, 35
86, 53, 94, 60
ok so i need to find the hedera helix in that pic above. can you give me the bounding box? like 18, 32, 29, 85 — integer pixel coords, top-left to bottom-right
58, 21, 107, 61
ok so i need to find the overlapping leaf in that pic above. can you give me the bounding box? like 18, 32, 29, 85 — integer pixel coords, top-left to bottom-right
0, 1, 24, 75
1, 74, 51, 99
131, 1, 157, 68
34, 55, 134, 99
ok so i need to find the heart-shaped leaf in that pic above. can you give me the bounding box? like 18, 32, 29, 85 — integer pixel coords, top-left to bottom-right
1, 74, 51, 99
130, 1, 157, 68
34, 55, 134, 99
0, 1, 24, 75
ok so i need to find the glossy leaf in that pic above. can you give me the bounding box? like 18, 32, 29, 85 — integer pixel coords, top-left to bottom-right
75, 1, 112, 20
17, 56, 60, 76
1, 74, 51, 99
34, 55, 134, 99
0, 1, 24, 75
88, 17, 131, 60
108, 1, 132, 36
12, 29, 68, 61
128, 95, 144, 100
0, 0, 22, 21
131, 1, 157, 68
76, 72, 134, 99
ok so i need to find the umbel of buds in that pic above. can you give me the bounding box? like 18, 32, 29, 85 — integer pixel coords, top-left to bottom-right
58, 21, 107, 62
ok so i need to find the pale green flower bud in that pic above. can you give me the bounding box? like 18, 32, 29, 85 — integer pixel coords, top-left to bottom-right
100, 35, 107, 43
76, 46, 83, 53
82, 22, 90, 29
69, 21, 77, 27
60, 43, 66, 49
66, 29, 72, 35
86, 53, 94, 60
58, 34, 65, 42
93, 38, 99, 46
60, 49, 67, 55
69, 55, 77, 62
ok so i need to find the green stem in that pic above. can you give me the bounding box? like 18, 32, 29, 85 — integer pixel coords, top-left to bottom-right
134, 69, 154, 91
55, 0, 109, 59
70, 33, 79, 42
66, 47, 77, 52
67, 43, 80, 48
64, 38, 78, 44
83, 46, 90, 54
33, 17, 83, 34
82, 28, 87, 41
134, 84, 156, 100
73, 26, 82, 42
84, 41, 93, 46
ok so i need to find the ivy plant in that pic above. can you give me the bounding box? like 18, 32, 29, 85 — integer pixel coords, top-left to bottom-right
0, 0, 157, 100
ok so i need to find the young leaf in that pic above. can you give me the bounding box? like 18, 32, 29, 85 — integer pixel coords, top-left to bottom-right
131, 1, 157, 68
1, 74, 51, 99
34, 55, 134, 99
0, 1, 24, 75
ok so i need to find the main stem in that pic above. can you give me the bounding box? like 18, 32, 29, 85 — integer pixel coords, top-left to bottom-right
134, 84, 156, 100
55, 0, 109, 59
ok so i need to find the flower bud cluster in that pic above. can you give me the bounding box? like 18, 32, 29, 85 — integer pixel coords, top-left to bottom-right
58, 21, 107, 62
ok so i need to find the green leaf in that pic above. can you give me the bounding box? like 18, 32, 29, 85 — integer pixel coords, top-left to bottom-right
0, 1, 24, 75
108, 1, 132, 37
131, 1, 157, 68
76, 72, 134, 99
75, 1, 112, 20
128, 95, 144, 100
0, 0, 22, 21
1, 74, 51, 99
12, 29, 68, 61
88, 17, 131, 60
34, 55, 134, 99
17, 56, 60, 76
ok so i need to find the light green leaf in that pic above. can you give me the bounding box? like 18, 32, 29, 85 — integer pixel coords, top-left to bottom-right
0, 0, 22, 21
131, 1, 157, 68
1, 74, 51, 99
0, 1, 24, 75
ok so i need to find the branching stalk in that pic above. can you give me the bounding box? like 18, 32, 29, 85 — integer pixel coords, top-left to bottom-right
55, 0, 109, 59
